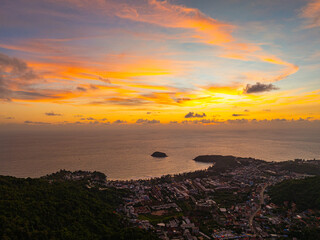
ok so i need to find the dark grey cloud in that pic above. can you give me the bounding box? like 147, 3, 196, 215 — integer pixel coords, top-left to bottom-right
89, 84, 99, 90
170, 121, 178, 124
227, 119, 249, 124
89, 120, 100, 124
0, 53, 38, 80
76, 86, 87, 92
232, 114, 247, 117
0, 53, 72, 101
14, 91, 56, 100
176, 98, 191, 103
184, 112, 206, 118
0, 53, 39, 100
195, 119, 221, 124
113, 120, 127, 124
91, 97, 147, 106
87, 117, 95, 120
182, 119, 223, 124
11, 90, 62, 101
0, 53, 70, 102
145, 111, 160, 116
45, 112, 62, 116
99, 76, 111, 84
77, 84, 99, 92
5, 117, 15, 119
24, 120, 51, 125
243, 82, 279, 94
136, 119, 160, 124
270, 118, 287, 122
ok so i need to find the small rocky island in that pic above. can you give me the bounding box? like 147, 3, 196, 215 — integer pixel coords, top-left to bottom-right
151, 151, 168, 158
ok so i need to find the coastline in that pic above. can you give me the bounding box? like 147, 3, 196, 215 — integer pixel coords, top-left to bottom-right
1, 155, 319, 181
1, 155, 320, 239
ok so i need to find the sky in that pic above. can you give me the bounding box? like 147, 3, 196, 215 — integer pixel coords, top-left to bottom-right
1, 0, 320, 126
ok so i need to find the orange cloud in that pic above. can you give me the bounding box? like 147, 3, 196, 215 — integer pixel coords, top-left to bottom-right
204, 85, 242, 95
111, 0, 299, 82
116, 0, 235, 46
1, 0, 308, 123
257, 55, 299, 81
300, 0, 320, 28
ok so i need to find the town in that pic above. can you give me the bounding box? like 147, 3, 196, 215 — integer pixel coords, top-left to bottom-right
47, 157, 320, 239
105, 157, 320, 240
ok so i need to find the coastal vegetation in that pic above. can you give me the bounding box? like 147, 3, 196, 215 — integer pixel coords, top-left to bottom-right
269, 176, 320, 239
0, 175, 158, 240
269, 176, 320, 211
275, 160, 320, 176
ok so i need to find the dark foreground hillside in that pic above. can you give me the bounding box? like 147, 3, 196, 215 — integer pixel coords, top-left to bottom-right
269, 176, 320, 211
269, 176, 320, 239
0, 175, 157, 240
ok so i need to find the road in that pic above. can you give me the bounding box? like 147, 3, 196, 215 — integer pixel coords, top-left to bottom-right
249, 183, 268, 236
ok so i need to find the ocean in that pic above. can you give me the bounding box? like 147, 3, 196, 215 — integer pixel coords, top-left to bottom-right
1, 127, 319, 180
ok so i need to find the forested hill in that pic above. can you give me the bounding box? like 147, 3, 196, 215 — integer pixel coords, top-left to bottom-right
269, 176, 320, 211
0, 175, 158, 240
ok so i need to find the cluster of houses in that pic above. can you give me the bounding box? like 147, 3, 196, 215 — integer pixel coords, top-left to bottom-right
106, 159, 316, 239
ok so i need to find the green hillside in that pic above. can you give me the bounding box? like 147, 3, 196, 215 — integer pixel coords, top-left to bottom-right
269, 176, 320, 211
0, 175, 157, 240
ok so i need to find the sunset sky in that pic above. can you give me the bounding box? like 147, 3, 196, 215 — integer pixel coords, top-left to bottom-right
1, 0, 320, 125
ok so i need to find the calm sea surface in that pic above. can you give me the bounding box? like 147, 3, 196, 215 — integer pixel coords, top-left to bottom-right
1, 127, 319, 180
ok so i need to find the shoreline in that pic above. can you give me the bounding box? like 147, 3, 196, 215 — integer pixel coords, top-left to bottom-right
1, 155, 320, 239
1, 156, 319, 182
